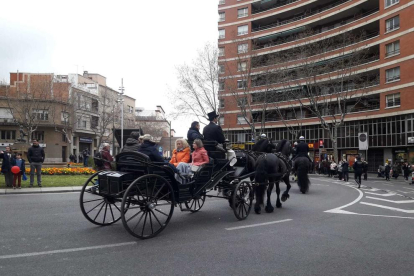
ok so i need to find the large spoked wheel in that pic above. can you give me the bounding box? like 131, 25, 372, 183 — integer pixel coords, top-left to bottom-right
184, 192, 206, 213
232, 181, 253, 220
80, 172, 123, 226
121, 174, 175, 239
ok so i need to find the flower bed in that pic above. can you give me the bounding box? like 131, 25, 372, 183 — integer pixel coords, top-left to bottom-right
0, 167, 96, 175
68, 162, 84, 166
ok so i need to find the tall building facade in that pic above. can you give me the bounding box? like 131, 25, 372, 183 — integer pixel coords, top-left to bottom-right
218, 0, 414, 171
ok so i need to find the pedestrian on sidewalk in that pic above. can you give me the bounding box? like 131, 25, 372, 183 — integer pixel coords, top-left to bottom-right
0, 146, 14, 187
362, 158, 368, 180
403, 162, 410, 181
330, 160, 337, 178
96, 143, 113, 171
28, 139, 45, 187
82, 148, 90, 167
337, 160, 343, 180
353, 156, 364, 188
342, 159, 349, 182
384, 163, 391, 181
11, 153, 25, 189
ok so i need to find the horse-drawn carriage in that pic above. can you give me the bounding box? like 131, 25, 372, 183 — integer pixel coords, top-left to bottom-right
79, 145, 255, 239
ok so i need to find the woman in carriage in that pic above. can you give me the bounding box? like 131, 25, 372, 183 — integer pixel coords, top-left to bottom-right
175, 139, 209, 183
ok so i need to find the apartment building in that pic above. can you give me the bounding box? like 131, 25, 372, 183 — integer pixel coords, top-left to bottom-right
0, 71, 136, 162
218, 0, 414, 170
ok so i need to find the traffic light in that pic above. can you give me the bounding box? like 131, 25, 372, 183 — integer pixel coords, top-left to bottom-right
319, 140, 324, 148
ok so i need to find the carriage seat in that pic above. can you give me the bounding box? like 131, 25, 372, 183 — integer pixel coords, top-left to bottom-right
115, 152, 151, 174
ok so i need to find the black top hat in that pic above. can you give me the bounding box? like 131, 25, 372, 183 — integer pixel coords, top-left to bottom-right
207, 111, 219, 121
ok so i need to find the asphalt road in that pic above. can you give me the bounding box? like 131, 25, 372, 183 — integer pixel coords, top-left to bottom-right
0, 175, 413, 276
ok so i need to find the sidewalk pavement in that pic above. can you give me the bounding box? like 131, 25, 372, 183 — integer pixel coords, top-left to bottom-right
311, 172, 412, 184
0, 186, 83, 195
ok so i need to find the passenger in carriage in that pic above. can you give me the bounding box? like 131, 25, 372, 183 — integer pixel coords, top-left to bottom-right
187, 121, 204, 141
138, 134, 179, 173
176, 139, 210, 183
121, 131, 141, 153
169, 139, 190, 167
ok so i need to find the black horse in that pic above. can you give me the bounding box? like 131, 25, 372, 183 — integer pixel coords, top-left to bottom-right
294, 157, 312, 194
253, 139, 292, 214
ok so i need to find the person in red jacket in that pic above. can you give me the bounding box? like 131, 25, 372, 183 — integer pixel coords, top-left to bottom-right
191, 139, 210, 167
98, 143, 113, 171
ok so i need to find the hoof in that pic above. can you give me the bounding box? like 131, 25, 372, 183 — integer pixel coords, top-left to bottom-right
281, 194, 290, 202
300, 189, 306, 194
265, 205, 274, 213
254, 206, 261, 214
276, 202, 282, 208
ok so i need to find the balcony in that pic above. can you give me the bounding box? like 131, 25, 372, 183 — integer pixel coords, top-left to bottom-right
254, 7, 379, 50
252, 29, 380, 69
252, 0, 300, 15
253, 0, 351, 33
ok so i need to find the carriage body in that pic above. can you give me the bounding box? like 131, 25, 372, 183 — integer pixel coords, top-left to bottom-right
80, 149, 255, 239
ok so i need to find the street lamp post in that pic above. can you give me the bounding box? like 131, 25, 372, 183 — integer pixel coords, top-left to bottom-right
119, 79, 125, 150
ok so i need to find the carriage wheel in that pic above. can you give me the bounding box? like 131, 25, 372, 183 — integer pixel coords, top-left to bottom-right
121, 174, 175, 239
80, 172, 123, 226
232, 181, 253, 220
184, 193, 206, 213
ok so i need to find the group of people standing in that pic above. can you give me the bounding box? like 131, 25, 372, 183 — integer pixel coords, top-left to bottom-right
378, 162, 412, 181
0, 139, 45, 189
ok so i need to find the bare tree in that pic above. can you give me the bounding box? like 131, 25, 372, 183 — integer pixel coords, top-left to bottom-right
95, 86, 120, 147
170, 43, 219, 125
4, 74, 59, 144
283, 31, 379, 161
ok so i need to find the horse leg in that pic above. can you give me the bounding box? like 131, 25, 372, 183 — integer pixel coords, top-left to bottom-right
275, 182, 282, 208
265, 181, 274, 213
281, 174, 291, 202
254, 184, 265, 214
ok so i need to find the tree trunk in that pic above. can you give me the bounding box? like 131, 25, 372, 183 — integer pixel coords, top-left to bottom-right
332, 126, 339, 162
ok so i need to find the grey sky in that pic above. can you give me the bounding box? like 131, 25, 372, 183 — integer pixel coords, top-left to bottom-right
0, 0, 218, 137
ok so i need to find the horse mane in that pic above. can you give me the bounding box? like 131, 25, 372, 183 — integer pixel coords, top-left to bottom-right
252, 139, 273, 153
275, 140, 291, 156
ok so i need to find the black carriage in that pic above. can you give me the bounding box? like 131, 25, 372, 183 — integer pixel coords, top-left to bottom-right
79, 148, 255, 239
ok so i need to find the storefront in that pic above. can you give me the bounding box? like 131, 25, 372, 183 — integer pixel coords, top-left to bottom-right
79, 137, 93, 155
393, 148, 408, 164
341, 149, 359, 167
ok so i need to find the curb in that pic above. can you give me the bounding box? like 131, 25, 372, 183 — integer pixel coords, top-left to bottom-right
0, 186, 83, 195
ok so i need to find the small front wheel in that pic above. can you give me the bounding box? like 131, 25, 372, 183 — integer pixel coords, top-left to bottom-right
232, 181, 253, 220
121, 174, 174, 239
184, 193, 206, 213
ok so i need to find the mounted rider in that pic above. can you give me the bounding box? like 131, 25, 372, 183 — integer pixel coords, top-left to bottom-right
292, 136, 313, 164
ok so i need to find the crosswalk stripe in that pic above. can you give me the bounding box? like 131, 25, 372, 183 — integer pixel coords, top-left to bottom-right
364, 192, 397, 197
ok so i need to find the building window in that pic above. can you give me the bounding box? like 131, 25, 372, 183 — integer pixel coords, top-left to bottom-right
82, 120, 87, 128
61, 112, 69, 124
91, 116, 99, 129
219, 47, 225, 57
237, 115, 248, 125
385, 67, 400, 82
385, 41, 400, 57
219, 64, 225, 74
0, 130, 16, 140
219, 81, 225, 91
219, 98, 225, 108
219, 29, 225, 39
238, 43, 248, 54
219, 117, 224, 125
238, 25, 248, 36
219, 12, 225, 22
236, 133, 246, 143
386, 93, 400, 107
237, 80, 247, 89
32, 131, 44, 142
237, 97, 247, 107
33, 109, 49, 121
219, 0, 225, 5
238, 8, 248, 18
62, 134, 68, 143
385, 0, 399, 8
128, 106, 134, 114
238, 61, 247, 72
385, 16, 399, 32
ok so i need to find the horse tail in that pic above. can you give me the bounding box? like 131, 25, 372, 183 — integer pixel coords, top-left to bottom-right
297, 157, 310, 194
255, 155, 268, 184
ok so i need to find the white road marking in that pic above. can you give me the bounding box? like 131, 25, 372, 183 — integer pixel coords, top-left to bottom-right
383, 184, 394, 186
225, 219, 292, 231
403, 187, 414, 191
0, 242, 136, 260
325, 183, 363, 214
360, 202, 414, 213
347, 213, 414, 220
397, 190, 414, 194
365, 196, 414, 204
365, 192, 397, 197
